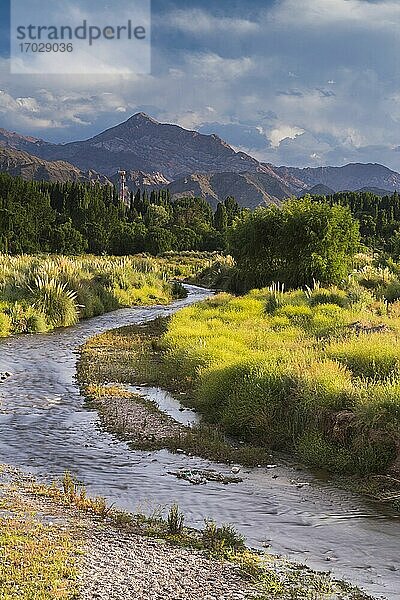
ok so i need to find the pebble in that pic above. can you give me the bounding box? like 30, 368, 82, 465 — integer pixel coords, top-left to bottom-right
79, 527, 258, 600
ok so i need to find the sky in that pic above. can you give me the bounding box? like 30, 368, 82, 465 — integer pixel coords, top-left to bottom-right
0, 0, 400, 169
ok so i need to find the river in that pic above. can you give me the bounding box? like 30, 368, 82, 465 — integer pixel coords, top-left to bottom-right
0, 285, 399, 599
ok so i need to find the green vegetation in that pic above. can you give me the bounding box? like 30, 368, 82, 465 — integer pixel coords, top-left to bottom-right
145, 273, 400, 478
0, 480, 79, 599
0, 173, 242, 255
0, 253, 196, 336
308, 189, 400, 256
229, 196, 360, 291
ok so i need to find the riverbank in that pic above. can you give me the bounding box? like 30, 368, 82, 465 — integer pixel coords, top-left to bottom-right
78, 320, 273, 465
105, 288, 400, 502
77, 312, 400, 502
3, 283, 398, 598
0, 465, 372, 600
0, 253, 227, 337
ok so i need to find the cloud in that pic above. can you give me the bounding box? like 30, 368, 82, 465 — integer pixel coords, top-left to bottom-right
0, 0, 399, 171
267, 0, 400, 29
161, 8, 259, 35
185, 53, 254, 81
269, 125, 305, 149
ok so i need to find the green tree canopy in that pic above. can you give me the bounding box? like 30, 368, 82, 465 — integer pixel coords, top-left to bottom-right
230, 196, 360, 290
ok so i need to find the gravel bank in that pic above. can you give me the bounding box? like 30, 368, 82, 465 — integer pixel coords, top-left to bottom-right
93, 390, 183, 444
80, 524, 257, 600
0, 466, 257, 600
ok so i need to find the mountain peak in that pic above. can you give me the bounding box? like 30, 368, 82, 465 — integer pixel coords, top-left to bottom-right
127, 112, 159, 124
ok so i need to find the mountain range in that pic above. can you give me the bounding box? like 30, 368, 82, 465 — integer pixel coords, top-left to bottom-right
1, 113, 400, 207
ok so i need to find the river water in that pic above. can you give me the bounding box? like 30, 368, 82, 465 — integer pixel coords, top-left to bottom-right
0, 285, 399, 599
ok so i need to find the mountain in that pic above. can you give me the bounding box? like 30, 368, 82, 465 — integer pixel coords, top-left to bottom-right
0, 146, 111, 184
32, 113, 271, 179
108, 169, 170, 189
0, 114, 400, 207
356, 186, 393, 197
165, 171, 299, 209
271, 163, 400, 193
0, 128, 49, 154
302, 184, 336, 196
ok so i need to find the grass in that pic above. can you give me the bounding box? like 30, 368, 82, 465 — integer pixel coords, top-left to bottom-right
78, 321, 278, 466
0, 481, 80, 599
131, 284, 400, 479
0, 252, 225, 337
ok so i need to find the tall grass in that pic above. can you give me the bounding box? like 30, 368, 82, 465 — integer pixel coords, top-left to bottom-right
155, 284, 400, 476
0, 253, 201, 336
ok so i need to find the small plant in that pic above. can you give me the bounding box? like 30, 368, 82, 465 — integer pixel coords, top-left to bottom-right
62, 470, 78, 502
167, 503, 185, 534
202, 519, 245, 556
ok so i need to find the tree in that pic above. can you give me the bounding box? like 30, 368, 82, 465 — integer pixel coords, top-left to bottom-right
171, 226, 200, 251
109, 222, 147, 255
49, 219, 87, 254
230, 196, 360, 290
145, 227, 176, 255
214, 202, 228, 233
224, 196, 241, 225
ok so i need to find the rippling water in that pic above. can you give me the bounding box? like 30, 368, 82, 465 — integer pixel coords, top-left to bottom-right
0, 285, 399, 599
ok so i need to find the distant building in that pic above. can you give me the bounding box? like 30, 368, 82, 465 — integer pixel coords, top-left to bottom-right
118, 169, 130, 206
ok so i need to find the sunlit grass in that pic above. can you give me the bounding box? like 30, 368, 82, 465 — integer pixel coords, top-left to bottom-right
0, 493, 79, 600
0, 252, 221, 336
156, 286, 400, 475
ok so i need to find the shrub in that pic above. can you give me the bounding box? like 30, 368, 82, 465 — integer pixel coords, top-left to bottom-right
167, 503, 185, 534
25, 310, 48, 333
327, 334, 400, 380
275, 304, 313, 326
309, 287, 348, 307
384, 280, 400, 303
202, 519, 245, 555
30, 276, 79, 328
0, 312, 11, 336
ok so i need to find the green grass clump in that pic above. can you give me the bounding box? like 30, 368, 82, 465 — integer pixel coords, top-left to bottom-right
0, 311, 11, 336
327, 334, 400, 380
309, 287, 348, 307
0, 490, 79, 600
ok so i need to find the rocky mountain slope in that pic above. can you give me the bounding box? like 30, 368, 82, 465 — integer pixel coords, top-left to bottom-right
165, 171, 300, 209
32, 113, 272, 179
271, 163, 400, 193
0, 146, 110, 184
0, 114, 399, 206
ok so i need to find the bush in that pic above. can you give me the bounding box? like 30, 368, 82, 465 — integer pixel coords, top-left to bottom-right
0, 312, 11, 336
30, 276, 79, 328
327, 334, 400, 380
167, 504, 185, 534
309, 287, 348, 307
25, 310, 48, 333
202, 519, 245, 555
384, 280, 400, 303
275, 304, 313, 326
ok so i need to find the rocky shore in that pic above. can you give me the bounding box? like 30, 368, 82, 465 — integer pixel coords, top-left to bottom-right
0, 465, 258, 600
89, 386, 183, 446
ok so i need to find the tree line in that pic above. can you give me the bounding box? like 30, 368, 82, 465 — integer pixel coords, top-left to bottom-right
309, 190, 400, 257
0, 174, 242, 255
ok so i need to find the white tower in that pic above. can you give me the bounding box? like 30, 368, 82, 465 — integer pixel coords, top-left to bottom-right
118, 169, 129, 207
